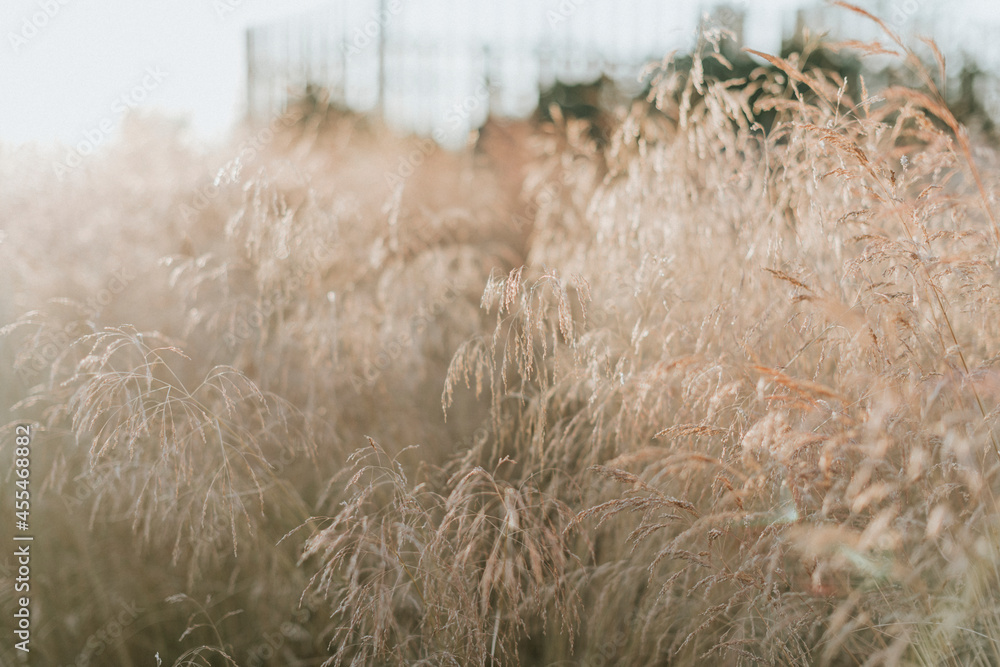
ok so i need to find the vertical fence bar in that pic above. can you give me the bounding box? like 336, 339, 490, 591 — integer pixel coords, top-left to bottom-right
246, 28, 255, 120
377, 0, 387, 119
250, 1, 965, 142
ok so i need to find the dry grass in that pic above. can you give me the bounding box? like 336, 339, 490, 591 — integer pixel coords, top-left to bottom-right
3, 10, 1000, 666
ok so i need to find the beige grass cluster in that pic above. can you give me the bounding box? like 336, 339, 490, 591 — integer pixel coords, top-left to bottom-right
3, 6, 1000, 665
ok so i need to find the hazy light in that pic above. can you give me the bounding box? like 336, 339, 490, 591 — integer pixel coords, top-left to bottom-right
1, 0, 997, 149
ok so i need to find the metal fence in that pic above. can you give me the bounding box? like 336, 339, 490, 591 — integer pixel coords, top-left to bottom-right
246, 0, 721, 145
245, 0, 1000, 145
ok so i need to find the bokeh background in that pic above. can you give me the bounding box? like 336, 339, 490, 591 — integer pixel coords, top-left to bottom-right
3, 0, 998, 149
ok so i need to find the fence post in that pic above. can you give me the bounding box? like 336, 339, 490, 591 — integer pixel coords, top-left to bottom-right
377, 0, 387, 119
246, 28, 255, 120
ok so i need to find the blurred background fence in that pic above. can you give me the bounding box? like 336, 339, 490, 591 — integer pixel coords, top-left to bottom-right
245, 0, 1000, 145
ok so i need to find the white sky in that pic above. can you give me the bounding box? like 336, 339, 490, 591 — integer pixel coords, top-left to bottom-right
1, 0, 996, 149
0, 0, 329, 148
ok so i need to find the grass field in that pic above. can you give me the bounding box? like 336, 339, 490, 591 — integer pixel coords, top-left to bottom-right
4, 10, 1000, 666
